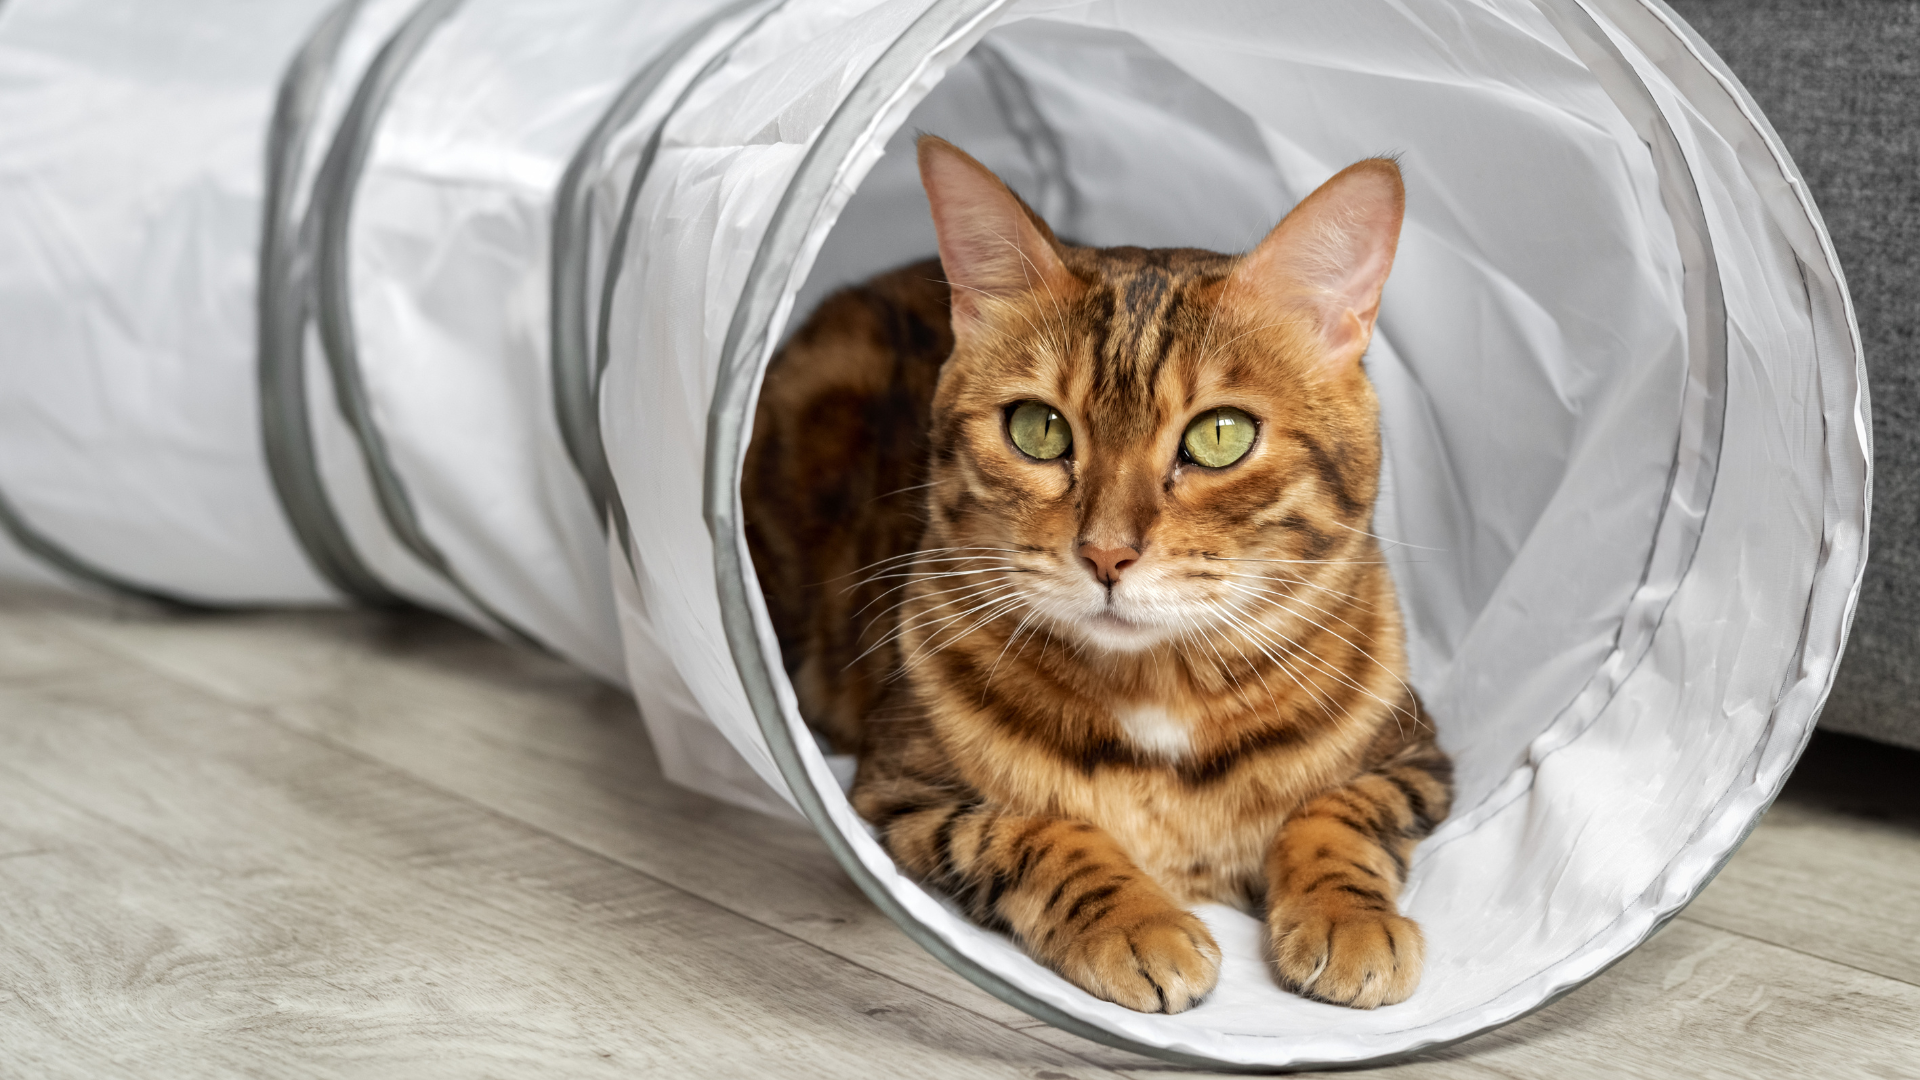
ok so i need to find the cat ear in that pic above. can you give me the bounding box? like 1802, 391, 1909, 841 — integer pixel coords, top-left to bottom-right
1230, 158, 1405, 373
918, 135, 1074, 342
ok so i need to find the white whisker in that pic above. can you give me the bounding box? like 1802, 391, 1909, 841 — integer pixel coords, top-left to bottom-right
1332, 520, 1446, 552
1204, 599, 1337, 721
1222, 592, 1416, 732
982, 607, 1044, 696
897, 593, 1031, 677
842, 581, 1019, 669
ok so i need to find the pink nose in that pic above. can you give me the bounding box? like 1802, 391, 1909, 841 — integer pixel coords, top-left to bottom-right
1079, 543, 1140, 585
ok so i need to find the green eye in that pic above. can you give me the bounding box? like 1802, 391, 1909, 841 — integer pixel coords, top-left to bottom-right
1182, 407, 1256, 468
1008, 401, 1073, 460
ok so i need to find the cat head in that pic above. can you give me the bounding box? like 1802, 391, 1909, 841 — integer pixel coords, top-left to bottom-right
917, 136, 1404, 654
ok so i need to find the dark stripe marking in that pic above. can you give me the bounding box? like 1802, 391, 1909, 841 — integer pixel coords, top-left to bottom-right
1045, 865, 1100, 912
1065, 882, 1123, 924
1290, 430, 1363, 517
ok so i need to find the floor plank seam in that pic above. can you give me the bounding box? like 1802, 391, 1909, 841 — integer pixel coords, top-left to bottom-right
33, 606, 1920, 1076
1673, 912, 1920, 990
75, 636, 1136, 1078
294, 719, 1135, 1076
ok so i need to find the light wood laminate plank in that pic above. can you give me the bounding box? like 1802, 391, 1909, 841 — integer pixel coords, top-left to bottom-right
1007, 918, 1920, 1079
1683, 795, 1920, 988
0, 607, 1121, 1079
1415, 918, 1920, 1080
19, 591, 1920, 1078
47, 599, 1050, 1032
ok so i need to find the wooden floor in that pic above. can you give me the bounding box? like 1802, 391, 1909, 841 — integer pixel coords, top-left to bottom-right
1, 584, 1916, 1079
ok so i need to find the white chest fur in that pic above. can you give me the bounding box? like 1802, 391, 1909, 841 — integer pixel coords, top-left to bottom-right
1111, 704, 1194, 760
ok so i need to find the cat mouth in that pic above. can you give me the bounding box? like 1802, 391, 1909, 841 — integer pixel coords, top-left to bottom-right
1040, 595, 1171, 652
1077, 608, 1165, 650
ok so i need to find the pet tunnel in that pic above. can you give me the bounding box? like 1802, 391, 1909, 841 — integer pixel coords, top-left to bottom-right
0, 0, 1869, 1069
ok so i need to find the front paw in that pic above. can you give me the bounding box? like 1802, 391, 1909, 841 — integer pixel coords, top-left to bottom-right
1268, 898, 1423, 1008
1055, 906, 1221, 1014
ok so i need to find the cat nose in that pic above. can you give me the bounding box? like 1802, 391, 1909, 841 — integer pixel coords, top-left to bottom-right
1078, 543, 1140, 585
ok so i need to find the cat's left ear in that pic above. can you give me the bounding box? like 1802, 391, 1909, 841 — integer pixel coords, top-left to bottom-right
1230, 158, 1405, 374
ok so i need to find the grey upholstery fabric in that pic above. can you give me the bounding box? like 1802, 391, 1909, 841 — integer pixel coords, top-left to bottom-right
1665, 0, 1919, 749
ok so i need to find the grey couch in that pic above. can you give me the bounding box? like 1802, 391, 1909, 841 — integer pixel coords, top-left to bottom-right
1665, 0, 1918, 749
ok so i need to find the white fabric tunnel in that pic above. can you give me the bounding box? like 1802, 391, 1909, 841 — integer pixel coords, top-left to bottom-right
0, 0, 1869, 1068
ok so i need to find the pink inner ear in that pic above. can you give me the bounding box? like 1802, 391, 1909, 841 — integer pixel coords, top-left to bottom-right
918, 136, 1070, 336
1233, 159, 1406, 370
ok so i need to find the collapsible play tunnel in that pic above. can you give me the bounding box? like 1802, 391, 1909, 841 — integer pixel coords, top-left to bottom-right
0, 0, 1868, 1068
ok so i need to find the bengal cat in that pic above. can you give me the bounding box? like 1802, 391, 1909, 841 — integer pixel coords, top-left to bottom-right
744, 137, 1452, 1013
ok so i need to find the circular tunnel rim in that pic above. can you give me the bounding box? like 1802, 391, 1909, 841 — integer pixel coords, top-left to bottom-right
701, 0, 1867, 1069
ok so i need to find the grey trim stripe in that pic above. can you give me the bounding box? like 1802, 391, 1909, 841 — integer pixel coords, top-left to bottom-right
587, 0, 791, 566
0, 484, 208, 610
698, 0, 1232, 1069
259, 0, 400, 606
311, 0, 545, 648
549, 0, 775, 533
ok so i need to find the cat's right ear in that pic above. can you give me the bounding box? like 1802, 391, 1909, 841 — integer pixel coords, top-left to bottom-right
1230, 158, 1405, 376
918, 135, 1074, 343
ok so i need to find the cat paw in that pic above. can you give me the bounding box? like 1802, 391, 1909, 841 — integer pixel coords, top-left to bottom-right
1268, 900, 1423, 1009
1056, 907, 1222, 1013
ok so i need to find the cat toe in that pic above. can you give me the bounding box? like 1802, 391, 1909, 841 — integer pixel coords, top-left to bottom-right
1269, 901, 1423, 1009
1061, 909, 1222, 1014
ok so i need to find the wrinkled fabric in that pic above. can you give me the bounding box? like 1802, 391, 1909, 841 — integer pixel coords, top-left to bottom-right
605, 0, 1862, 1064
0, 0, 339, 601
0, 0, 1865, 1068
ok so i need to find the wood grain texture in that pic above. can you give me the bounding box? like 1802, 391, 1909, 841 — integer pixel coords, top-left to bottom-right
0, 592, 1115, 1079
5, 586, 1919, 1078
1684, 785, 1920, 988
43, 598, 1042, 1032
1017, 920, 1920, 1080
1415, 919, 1920, 1080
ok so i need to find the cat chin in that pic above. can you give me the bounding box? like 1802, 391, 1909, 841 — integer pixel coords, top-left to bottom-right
1063, 610, 1175, 654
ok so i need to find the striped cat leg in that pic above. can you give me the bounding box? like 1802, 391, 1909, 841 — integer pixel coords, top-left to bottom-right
870, 793, 1222, 1013
1264, 747, 1453, 1008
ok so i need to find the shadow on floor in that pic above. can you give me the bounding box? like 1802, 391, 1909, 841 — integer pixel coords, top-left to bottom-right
1780, 730, 1920, 828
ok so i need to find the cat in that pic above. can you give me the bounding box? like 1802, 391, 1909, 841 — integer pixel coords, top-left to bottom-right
744, 136, 1452, 1013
